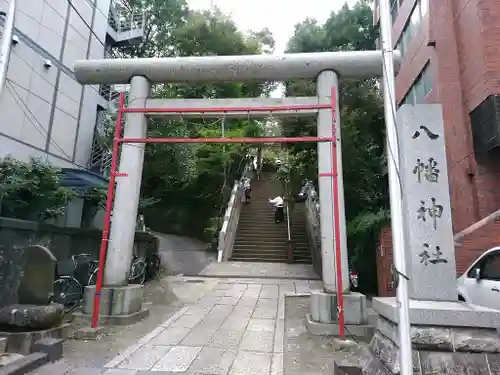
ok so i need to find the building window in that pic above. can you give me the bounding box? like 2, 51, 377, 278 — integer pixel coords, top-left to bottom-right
394, 0, 428, 58
391, 0, 405, 24
400, 63, 432, 106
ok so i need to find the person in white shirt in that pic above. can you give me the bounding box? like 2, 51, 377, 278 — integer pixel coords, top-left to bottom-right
243, 177, 252, 203
269, 196, 284, 223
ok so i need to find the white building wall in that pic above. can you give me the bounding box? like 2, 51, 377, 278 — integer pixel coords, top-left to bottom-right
0, 0, 109, 168
0, 0, 112, 226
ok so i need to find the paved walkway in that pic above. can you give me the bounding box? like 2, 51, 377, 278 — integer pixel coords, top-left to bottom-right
197, 262, 319, 280
100, 277, 321, 375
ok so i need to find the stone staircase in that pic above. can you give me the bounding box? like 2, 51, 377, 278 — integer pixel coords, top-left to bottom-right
230, 173, 312, 264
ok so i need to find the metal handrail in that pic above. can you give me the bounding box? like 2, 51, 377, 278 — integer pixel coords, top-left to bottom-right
285, 200, 294, 263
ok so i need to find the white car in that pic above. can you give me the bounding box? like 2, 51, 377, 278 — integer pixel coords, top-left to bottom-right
457, 246, 500, 310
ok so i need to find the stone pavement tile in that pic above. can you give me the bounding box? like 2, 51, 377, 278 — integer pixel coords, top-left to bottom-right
277, 298, 285, 320
221, 315, 250, 330
152, 346, 202, 372
232, 305, 255, 317
210, 304, 235, 316
239, 330, 275, 352
197, 295, 222, 306
229, 350, 272, 375
271, 353, 283, 375
230, 284, 249, 291
117, 345, 172, 371
188, 347, 237, 375
294, 281, 311, 293
184, 305, 213, 316
169, 313, 205, 329
245, 284, 263, 292
149, 327, 191, 346
260, 285, 279, 299
197, 313, 228, 331
181, 327, 219, 345
215, 283, 233, 290
278, 281, 296, 292
236, 295, 258, 308
246, 318, 276, 333
252, 305, 277, 319
209, 328, 245, 348
102, 369, 138, 375
219, 296, 241, 305
273, 319, 284, 353
309, 280, 323, 289
256, 298, 278, 309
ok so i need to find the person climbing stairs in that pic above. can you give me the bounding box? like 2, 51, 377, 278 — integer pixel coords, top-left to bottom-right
230, 173, 313, 264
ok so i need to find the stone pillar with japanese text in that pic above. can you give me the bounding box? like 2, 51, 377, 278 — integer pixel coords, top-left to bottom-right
399, 104, 457, 301
355, 105, 500, 375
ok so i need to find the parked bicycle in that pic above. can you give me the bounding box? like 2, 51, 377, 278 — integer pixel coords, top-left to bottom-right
87, 253, 148, 286
51, 253, 95, 313
52, 250, 160, 313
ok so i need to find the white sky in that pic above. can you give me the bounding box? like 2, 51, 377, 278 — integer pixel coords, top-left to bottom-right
186, 0, 359, 54
186, 0, 359, 97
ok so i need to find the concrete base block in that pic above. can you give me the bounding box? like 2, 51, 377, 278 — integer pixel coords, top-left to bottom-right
1, 324, 70, 355
373, 297, 500, 328
309, 290, 367, 325
0, 352, 48, 375
72, 326, 105, 340
32, 338, 63, 363
305, 314, 374, 340
72, 307, 149, 326
310, 290, 333, 323
342, 292, 367, 325
82, 284, 144, 316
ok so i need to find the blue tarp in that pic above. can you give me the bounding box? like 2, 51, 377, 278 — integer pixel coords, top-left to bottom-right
59, 168, 108, 188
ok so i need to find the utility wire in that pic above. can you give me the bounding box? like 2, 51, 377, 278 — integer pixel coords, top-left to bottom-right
6, 80, 73, 161
66, 0, 119, 59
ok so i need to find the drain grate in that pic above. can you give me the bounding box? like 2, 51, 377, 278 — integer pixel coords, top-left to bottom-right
184, 279, 205, 284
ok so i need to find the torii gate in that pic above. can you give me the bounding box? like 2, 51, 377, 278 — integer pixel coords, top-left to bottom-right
74, 50, 401, 334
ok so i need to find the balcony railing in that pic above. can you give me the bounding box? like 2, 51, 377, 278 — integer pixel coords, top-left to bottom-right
99, 84, 121, 104
88, 110, 117, 177
107, 1, 145, 46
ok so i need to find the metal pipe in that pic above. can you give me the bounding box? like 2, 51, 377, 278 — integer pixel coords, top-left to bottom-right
454, 208, 500, 245
380, 0, 413, 373
74, 50, 402, 85
119, 136, 333, 144
91, 92, 126, 328
121, 103, 332, 113
0, 0, 16, 101
330, 87, 345, 339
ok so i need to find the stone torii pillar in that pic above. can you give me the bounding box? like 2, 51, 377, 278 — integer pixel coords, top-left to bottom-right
316, 70, 349, 294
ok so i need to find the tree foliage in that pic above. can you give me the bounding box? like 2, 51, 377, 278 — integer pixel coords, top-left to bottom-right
0, 157, 100, 222
113, 2, 275, 240
282, 0, 388, 293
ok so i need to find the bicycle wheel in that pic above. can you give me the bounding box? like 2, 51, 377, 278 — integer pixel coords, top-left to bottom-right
147, 254, 161, 280
129, 259, 147, 285
52, 276, 83, 313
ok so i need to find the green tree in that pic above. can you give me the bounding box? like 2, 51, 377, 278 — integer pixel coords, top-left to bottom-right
283, 0, 387, 294
114, 5, 275, 240
0, 157, 77, 221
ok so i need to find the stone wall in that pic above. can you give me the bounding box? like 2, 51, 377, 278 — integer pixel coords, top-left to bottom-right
0, 217, 158, 307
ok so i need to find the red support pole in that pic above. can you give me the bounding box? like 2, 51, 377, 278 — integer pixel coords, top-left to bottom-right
119, 136, 332, 144
330, 87, 345, 339
120, 103, 332, 114
91, 92, 126, 328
